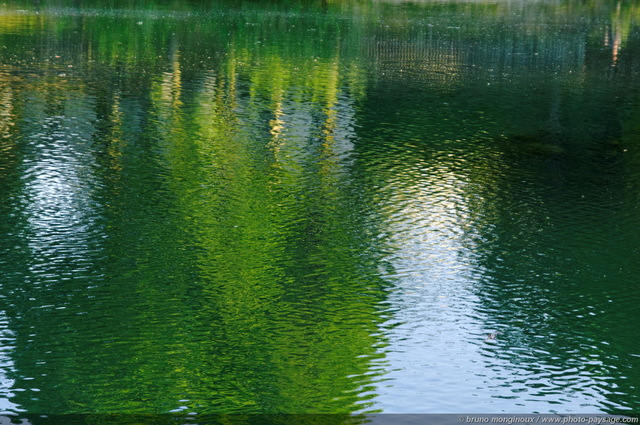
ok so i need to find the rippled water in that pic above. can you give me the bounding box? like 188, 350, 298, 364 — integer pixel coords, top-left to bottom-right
1, 0, 640, 417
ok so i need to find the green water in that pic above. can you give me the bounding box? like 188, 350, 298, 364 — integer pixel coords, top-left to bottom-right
1, 0, 640, 417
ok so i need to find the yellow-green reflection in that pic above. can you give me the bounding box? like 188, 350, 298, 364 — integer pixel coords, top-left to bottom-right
0, 0, 640, 417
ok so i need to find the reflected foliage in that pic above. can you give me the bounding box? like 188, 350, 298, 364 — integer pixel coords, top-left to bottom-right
0, 0, 640, 416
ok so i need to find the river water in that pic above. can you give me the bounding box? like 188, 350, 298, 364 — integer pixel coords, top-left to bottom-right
0, 0, 639, 417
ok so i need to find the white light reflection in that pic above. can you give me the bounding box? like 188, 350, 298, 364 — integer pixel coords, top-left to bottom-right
370, 162, 494, 412
21, 94, 102, 280
0, 313, 21, 414
370, 158, 622, 413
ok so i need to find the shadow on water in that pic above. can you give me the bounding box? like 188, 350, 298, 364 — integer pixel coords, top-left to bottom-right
467, 126, 640, 413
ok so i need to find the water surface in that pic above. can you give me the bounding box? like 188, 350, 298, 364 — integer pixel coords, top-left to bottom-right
1, 0, 640, 416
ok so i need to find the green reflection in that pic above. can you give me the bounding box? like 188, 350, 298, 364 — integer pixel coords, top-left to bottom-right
1, 0, 392, 415
1, 0, 640, 416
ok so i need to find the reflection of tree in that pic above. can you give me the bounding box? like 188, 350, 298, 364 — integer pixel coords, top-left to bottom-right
151, 46, 390, 413
0, 66, 23, 416
0, 2, 393, 414
603, 1, 640, 66
1, 0, 640, 416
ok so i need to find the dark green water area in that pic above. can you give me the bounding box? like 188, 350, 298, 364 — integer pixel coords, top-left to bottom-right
1, 0, 640, 419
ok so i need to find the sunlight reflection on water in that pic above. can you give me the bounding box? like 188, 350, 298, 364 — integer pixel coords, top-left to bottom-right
0, 0, 639, 416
